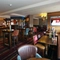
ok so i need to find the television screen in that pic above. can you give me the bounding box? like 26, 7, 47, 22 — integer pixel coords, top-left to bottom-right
50, 16, 60, 26
51, 16, 60, 26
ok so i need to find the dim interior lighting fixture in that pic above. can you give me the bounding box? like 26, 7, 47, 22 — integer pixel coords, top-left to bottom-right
39, 13, 47, 20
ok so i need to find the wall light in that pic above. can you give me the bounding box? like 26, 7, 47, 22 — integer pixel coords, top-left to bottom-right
39, 13, 47, 20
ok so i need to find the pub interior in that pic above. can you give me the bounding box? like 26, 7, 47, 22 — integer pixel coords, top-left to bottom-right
0, 1, 60, 60
0, 11, 60, 60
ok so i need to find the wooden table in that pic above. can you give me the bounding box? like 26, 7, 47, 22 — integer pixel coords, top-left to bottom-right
27, 58, 50, 60
38, 35, 58, 46
2, 29, 14, 48
38, 35, 58, 55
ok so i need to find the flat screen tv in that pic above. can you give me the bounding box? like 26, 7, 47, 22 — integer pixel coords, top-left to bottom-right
51, 16, 60, 26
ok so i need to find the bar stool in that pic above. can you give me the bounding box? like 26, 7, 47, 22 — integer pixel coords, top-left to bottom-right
12, 30, 19, 46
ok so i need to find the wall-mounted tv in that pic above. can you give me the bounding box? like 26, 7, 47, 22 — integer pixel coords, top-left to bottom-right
51, 16, 60, 26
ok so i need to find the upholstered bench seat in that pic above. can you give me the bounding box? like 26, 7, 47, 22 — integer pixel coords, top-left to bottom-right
35, 44, 45, 57
35, 44, 45, 50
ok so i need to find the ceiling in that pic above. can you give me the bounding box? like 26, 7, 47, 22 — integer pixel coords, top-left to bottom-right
0, 0, 60, 17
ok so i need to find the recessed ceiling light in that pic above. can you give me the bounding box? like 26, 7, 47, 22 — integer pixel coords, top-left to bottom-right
10, 4, 12, 6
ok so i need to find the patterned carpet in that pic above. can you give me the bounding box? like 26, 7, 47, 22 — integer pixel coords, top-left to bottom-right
0, 36, 57, 60
0, 37, 33, 60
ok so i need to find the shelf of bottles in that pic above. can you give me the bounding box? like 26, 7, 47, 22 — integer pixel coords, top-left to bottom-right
3, 15, 30, 29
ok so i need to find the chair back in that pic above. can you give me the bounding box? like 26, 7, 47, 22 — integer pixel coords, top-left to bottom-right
12, 30, 19, 36
18, 45, 37, 60
25, 28, 30, 35
33, 27, 37, 33
33, 34, 38, 45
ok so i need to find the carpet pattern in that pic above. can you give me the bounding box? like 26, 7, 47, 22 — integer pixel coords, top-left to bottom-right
0, 35, 57, 60
0, 37, 33, 60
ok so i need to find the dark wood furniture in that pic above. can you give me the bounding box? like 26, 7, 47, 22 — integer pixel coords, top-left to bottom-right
38, 35, 58, 46
38, 35, 58, 59
2, 29, 14, 48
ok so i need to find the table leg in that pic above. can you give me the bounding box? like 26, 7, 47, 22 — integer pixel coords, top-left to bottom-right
3, 33, 5, 45
9, 33, 12, 48
45, 44, 48, 55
